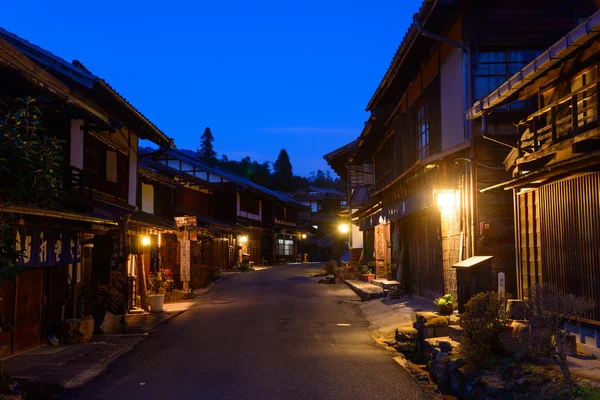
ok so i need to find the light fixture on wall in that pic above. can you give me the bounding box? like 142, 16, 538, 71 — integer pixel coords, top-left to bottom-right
378, 215, 390, 225
301, 233, 307, 239
141, 236, 151, 246
338, 223, 349, 234
436, 189, 458, 210
239, 235, 248, 243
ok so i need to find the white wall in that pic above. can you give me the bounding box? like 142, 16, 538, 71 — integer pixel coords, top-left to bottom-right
141, 183, 154, 214
209, 173, 222, 182
128, 133, 138, 206
351, 209, 363, 249
70, 119, 84, 169
440, 46, 466, 150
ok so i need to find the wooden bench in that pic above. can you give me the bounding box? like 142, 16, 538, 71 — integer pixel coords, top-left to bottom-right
371, 279, 403, 299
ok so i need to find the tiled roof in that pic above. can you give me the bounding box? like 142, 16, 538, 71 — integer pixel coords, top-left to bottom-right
307, 186, 345, 197
0, 27, 173, 147
163, 150, 308, 209
365, 0, 441, 111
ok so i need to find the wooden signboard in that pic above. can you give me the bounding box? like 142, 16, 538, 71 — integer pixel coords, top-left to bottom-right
180, 240, 191, 282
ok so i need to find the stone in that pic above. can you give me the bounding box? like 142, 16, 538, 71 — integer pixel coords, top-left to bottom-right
434, 326, 450, 337
61, 317, 94, 344
94, 311, 123, 334
506, 299, 525, 320
415, 312, 439, 324
424, 316, 449, 327
447, 315, 460, 326
395, 327, 419, 341
394, 341, 417, 353
438, 340, 453, 353
422, 326, 435, 339
451, 376, 460, 393
449, 325, 464, 342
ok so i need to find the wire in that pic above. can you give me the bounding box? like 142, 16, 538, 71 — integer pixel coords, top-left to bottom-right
453, 158, 506, 170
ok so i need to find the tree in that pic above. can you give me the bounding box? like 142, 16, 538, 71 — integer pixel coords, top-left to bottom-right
0, 96, 65, 280
273, 149, 293, 191
196, 127, 217, 166
523, 284, 595, 385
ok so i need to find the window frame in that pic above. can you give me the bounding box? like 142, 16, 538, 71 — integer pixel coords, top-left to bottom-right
416, 100, 429, 160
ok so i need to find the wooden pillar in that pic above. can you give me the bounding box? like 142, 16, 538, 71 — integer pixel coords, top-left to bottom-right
136, 254, 148, 311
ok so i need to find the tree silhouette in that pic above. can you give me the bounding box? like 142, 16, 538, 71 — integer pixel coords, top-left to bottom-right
196, 127, 218, 166
273, 149, 293, 191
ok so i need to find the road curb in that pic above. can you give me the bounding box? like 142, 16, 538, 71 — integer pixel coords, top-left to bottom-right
194, 272, 238, 296
62, 342, 141, 389
371, 334, 442, 399
148, 310, 185, 334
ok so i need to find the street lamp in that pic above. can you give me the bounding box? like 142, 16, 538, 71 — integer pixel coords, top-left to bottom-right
338, 223, 349, 234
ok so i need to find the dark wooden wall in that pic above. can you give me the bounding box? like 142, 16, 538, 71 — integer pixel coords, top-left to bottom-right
538, 172, 600, 321
176, 186, 212, 217
466, 0, 597, 49
475, 136, 518, 298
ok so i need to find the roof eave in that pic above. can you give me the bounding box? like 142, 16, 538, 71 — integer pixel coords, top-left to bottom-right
467, 9, 600, 120
97, 81, 175, 148
366, 0, 439, 111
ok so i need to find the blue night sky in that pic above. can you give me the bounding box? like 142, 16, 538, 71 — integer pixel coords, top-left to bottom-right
1, 0, 421, 177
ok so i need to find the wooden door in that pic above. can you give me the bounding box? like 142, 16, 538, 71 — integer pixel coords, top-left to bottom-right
13, 268, 44, 353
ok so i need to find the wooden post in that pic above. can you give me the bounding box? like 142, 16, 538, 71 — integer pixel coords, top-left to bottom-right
572, 94, 579, 137
532, 117, 538, 151
551, 106, 557, 144
596, 82, 600, 127
137, 254, 148, 311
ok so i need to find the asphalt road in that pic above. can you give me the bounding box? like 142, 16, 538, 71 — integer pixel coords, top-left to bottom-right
62, 264, 430, 400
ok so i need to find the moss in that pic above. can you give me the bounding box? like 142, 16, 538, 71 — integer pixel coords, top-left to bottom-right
424, 316, 449, 327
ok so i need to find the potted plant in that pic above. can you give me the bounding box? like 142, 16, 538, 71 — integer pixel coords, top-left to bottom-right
147, 269, 173, 312
434, 294, 454, 315
361, 265, 376, 282
93, 272, 126, 334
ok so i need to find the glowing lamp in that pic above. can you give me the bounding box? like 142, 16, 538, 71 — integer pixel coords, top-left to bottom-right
338, 223, 349, 234
239, 235, 248, 243
141, 236, 151, 246
301, 234, 307, 239
437, 190, 457, 210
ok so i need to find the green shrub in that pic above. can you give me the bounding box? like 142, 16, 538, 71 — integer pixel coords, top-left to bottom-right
460, 291, 509, 367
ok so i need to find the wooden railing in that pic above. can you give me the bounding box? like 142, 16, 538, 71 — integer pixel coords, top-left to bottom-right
64, 166, 94, 201
368, 170, 393, 196
518, 80, 599, 156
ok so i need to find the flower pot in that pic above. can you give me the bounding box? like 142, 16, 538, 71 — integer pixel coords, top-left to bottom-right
437, 304, 453, 316
362, 274, 375, 283
148, 294, 165, 312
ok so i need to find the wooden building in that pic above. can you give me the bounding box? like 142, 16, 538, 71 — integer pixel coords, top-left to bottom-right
324, 141, 374, 266
291, 186, 347, 261
0, 28, 174, 354
346, 0, 598, 301
148, 150, 308, 266
468, 10, 600, 322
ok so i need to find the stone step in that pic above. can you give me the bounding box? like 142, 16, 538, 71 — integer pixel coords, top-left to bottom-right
128, 308, 145, 315
449, 325, 464, 343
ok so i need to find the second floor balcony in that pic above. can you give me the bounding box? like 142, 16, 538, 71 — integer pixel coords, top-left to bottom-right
517, 78, 599, 162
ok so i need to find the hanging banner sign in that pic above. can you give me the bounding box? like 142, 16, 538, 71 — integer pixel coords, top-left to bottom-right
175, 216, 197, 227
13, 226, 80, 268
180, 239, 191, 282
